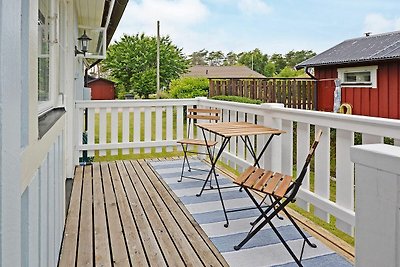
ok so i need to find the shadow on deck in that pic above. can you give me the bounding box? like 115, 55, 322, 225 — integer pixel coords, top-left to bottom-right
58, 160, 228, 266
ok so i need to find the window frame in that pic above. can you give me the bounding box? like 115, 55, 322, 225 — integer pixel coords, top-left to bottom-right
337, 65, 378, 88
38, 0, 57, 115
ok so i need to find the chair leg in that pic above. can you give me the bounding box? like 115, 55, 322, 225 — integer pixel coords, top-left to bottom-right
280, 206, 317, 248
178, 144, 190, 182
268, 221, 305, 267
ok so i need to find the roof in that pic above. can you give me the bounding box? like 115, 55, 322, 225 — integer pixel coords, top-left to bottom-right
183, 65, 266, 79
296, 31, 400, 69
87, 77, 115, 85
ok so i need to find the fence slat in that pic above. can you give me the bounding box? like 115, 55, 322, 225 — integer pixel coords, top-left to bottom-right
176, 106, 184, 151
237, 112, 245, 172
87, 108, 95, 157
166, 106, 173, 152
122, 108, 130, 155
296, 122, 310, 211
99, 108, 107, 156
155, 107, 162, 153
281, 120, 293, 175
111, 108, 118, 155
133, 107, 140, 154
208, 78, 316, 109
314, 126, 330, 222
144, 108, 152, 153
336, 129, 354, 235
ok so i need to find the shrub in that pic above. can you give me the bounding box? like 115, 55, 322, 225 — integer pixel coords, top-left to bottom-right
169, 77, 209, 99
211, 95, 262, 105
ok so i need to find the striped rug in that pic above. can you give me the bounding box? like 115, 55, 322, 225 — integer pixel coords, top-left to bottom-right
150, 159, 353, 267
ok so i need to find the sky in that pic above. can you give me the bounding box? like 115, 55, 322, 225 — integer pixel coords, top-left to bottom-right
113, 0, 400, 56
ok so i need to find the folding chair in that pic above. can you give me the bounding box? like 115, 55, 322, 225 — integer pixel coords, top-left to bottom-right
177, 108, 220, 182
233, 130, 323, 267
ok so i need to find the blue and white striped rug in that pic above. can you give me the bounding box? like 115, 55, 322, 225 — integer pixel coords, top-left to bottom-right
150, 159, 353, 267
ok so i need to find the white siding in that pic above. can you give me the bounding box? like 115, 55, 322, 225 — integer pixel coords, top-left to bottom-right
0, 1, 22, 266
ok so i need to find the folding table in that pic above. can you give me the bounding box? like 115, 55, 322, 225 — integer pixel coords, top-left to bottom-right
195, 121, 285, 227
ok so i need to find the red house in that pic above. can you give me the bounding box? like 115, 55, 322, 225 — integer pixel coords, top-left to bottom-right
87, 77, 116, 100
296, 31, 400, 119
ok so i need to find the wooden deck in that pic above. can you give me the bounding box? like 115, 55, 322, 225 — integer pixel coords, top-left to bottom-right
58, 160, 228, 267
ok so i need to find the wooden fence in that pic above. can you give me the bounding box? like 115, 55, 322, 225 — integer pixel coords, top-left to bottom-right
209, 78, 317, 110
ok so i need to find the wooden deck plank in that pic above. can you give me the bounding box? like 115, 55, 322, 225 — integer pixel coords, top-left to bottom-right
110, 162, 148, 266
59, 166, 83, 267
129, 160, 204, 267
60, 160, 228, 267
92, 163, 112, 267
142, 159, 228, 267
121, 161, 167, 267
76, 166, 94, 266
124, 162, 184, 266
101, 162, 130, 266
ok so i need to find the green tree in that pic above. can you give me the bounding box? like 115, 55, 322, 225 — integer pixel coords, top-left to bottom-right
103, 33, 188, 98
207, 51, 225, 66
264, 62, 276, 77
277, 66, 304, 77
269, 53, 286, 74
237, 49, 268, 74
188, 49, 208, 65
285, 50, 316, 68
169, 77, 209, 98
223, 51, 238, 66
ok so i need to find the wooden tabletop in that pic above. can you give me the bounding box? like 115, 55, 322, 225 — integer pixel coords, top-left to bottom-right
195, 122, 285, 137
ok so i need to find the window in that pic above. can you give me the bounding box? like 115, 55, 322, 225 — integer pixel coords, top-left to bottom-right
338, 65, 378, 88
38, 0, 51, 113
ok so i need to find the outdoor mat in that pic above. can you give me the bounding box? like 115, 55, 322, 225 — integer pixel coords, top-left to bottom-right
149, 159, 353, 267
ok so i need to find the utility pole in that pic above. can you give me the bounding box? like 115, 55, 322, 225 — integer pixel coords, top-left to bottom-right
156, 20, 160, 97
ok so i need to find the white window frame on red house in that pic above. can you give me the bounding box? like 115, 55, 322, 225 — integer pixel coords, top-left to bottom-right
337, 65, 378, 88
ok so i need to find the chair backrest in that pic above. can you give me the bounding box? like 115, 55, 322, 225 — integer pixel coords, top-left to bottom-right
186, 108, 220, 137
291, 130, 323, 197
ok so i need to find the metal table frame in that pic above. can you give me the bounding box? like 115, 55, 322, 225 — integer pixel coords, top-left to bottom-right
195, 122, 285, 227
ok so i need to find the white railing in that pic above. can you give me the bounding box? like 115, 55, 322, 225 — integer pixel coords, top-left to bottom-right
75, 97, 400, 237
75, 99, 197, 157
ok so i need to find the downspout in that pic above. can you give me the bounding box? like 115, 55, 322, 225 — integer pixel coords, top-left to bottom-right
305, 67, 318, 111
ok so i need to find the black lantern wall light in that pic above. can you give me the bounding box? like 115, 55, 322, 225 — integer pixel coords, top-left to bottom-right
75, 30, 92, 56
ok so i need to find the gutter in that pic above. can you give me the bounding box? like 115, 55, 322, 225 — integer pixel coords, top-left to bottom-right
88, 0, 129, 79
305, 67, 317, 80
104, 0, 129, 46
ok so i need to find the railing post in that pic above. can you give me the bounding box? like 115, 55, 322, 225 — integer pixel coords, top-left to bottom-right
351, 144, 400, 267
261, 103, 284, 172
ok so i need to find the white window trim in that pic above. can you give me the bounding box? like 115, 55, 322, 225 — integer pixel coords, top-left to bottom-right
337, 65, 378, 88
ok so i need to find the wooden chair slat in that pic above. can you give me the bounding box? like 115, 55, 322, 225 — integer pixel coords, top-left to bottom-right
253, 171, 273, 191
187, 108, 220, 114
234, 166, 256, 185
273, 175, 292, 198
187, 114, 220, 121
262, 173, 283, 194
243, 168, 265, 188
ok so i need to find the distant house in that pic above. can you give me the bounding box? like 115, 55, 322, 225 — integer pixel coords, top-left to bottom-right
88, 77, 116, 100
296, 31, 400, 119
184, 65, 266, 79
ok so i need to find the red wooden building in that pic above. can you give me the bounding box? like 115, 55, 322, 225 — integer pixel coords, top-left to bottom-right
87, 77, 116, 100
296, 31, 400, 119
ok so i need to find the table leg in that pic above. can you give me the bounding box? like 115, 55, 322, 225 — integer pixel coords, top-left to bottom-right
196, 130, 231, 227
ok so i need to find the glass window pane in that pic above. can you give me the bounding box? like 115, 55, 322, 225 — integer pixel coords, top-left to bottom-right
344, 71, 371, 83
38, 0, 50, 103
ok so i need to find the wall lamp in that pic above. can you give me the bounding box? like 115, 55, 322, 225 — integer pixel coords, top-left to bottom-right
75, 30, 92, 56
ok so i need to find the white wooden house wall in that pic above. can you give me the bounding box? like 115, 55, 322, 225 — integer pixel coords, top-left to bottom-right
0, 0, 85, 265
